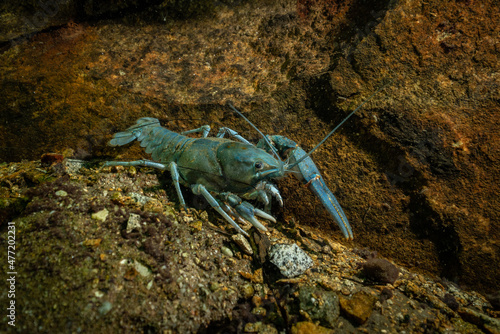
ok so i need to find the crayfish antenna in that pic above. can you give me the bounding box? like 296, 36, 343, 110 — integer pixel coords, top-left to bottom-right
288, 81, 392, 169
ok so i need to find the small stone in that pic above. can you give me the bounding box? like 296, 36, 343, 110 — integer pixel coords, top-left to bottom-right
341, 287, 351, 296
239, 271, 253, 281
55, 190, 67, 197
111, 192, 122, 201
252, 306, 267, 317
98, 301, 113, 315
64, 158, 85, 174
241, 284, 255, 299
126, 213, 142, 233
83, 238, 102, 247
210, 282, 220, 292
252, 295, 262, 308
252, 268, 263, 284
269, 243, 313, 278
134, 261, 152, 278
41, 153, 64, 166
442, 293, 459, 311
299, 286, 339, 328
124, 268, 138, 281
253, 232, 271, 263
291, 321, 335, 334
232, 233, 253, 255
243, 321, 277, 333
91, 208, 109, 222
164, 205, 178, 223
129, 192, 151, 205
339, 290, 377, 325
221, 246, 234, 257
244, 322, 260, 333
143, 198, 163, 213
380, 287, 394, 302
128, 166, 136, 177
327, 240, 344, 254
190, 220, 203, 231
362, 258, 400, 284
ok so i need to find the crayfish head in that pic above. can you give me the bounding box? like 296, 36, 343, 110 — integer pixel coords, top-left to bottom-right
217, 142, 284, 191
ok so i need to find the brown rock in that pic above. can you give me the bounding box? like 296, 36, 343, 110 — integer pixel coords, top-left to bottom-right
291, 321, 335, 334
123, 267, 138, 281
441, 293, 459, 311
362, 258, 400, 284
458, 308, 500, 334
340, 290, 377, 325
41, 153, 64, 166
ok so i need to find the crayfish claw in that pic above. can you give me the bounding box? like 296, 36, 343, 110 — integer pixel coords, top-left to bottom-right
253, 182, 283, 207
268, 184, 283, 207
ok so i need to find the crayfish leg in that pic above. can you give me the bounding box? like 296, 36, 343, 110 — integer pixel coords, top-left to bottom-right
191, 184, 249, 236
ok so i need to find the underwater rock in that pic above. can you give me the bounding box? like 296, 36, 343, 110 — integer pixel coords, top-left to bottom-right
441, 293, 459, 312
1, 160, 497, 333
126, 213, 142, 233
91, 208, 109, 222
232, 233, 253, 255
98, 301, 113, 316
268, 243, 313, 278
298, 286, 340, 328
129, 192, 152, 205
291, 322, 335, 334
221, 246, 234, 258
339, 290, 377, 325
362, 258, 400, 285
41, 153, 64, 166
55, 190, 68, 197
486, 292, 500, 311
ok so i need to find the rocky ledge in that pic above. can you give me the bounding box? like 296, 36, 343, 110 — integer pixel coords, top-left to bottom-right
1, 158, 498, 333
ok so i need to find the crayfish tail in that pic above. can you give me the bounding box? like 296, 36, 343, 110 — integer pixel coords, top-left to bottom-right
108, 118, 161, 147
108, 131, 139, 146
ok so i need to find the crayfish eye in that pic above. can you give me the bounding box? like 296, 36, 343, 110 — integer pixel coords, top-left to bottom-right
255, 161, 263, 169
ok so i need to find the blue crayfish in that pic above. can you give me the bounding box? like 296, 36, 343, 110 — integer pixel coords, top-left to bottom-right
104, 86, 386, 239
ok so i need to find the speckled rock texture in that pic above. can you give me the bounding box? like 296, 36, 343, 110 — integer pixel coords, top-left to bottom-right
269, 243, 313, 278
0, 0, 499, 331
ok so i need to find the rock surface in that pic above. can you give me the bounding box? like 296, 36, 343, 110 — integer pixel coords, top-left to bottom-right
0, 160, 499, 333
339, 290, 377, 325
